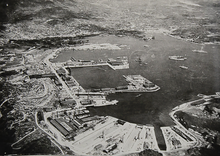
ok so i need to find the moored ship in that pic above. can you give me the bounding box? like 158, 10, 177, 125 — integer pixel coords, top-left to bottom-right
169, 56, 187, 61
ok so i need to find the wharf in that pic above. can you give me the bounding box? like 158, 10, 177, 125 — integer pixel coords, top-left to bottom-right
64, 63, 117, 71
64, 61, 129, 71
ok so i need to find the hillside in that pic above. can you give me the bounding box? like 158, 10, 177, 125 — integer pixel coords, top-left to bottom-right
0, 0, 220, 45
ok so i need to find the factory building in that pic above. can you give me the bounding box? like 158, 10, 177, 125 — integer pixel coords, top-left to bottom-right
29, 73, 56, 79
72, 117, 84, 129
50, 119, 69, 137
91, 89, 101, 92
80, 99, 93, 105
143, 82, 155, 88
60, 99, 77, 108
117, 119, 126, 125
103, 143, 117, 153
107, 58, 123, 66
81, 116, 99, 123
56, 68, 66, 76
115, 86, 128, 90
49, 118, 74, 137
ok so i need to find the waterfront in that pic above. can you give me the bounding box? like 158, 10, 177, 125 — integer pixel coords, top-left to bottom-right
52, 33, 220, 149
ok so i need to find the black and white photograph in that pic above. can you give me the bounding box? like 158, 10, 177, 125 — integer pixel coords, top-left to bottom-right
0, 0, 220, 155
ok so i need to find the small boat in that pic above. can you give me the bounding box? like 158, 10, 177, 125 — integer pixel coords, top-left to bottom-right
135, 94, 142, 98
179, 66, 188, 69
192, 49, 207, 53
192, 45, 207, 53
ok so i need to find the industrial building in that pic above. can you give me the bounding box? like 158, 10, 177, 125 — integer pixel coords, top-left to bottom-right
50, 119, 70, 137
107, 58, 123, 66
143, 82, 156, 88
103, 143, 117, 153
91, 89, 101, 92
60, 99, 76, 108
56, 68, 66, 75
81, 116, 99, 123
115, 86, 128, 90
54, 78, 62, 86
80, 99, 93, 105
48, 117, 75, 137
72, 117, 84, 129
29, 73, 56, 79
117, 119, 126, 125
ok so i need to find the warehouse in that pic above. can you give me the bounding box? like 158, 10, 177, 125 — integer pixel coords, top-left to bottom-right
107, 61, 123, 66
50, 119, 69, 137
80, 99, 93, 105
72, 117, 84, 129
115, 86, 128, 90
81, 116, 99, 122
107, 58, 124, 66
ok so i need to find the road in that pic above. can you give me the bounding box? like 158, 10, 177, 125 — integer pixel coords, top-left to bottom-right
11, 128, 36, 148
34, 111, 65, 155
0, 98, 12, 108
169, 99, 205, 149
43, 50, 82, 107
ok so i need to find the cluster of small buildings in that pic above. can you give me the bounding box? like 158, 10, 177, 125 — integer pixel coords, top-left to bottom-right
70, 117, 160, 155
161, 126, 195, 151
66, 58, 96, 66
60, 98, 77, 108
124, 75, 160, 92
107, 57, 129, 70
88, 75, 160, 94
64, 56, 129, 70
107, 58, 124, 66
90, 86, 128, 93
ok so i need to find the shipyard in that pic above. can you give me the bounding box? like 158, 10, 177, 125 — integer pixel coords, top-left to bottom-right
0, 0, 220, 155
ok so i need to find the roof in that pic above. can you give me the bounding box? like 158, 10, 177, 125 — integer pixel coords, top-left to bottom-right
72, 118, 83, 128
80, 99, 92, 105
59, 121, 73, 132
50, 119, 69, 136
81, 116, 99, 122
108, 58, 116, 62
60, 99, 76, 106
56, 68, 66, 75
108, 61, 123, 66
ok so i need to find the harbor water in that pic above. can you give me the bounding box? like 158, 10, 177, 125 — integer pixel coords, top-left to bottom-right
52, 33, 220, 149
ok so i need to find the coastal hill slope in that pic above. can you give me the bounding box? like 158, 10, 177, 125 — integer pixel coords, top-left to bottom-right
0, 0, 220, 44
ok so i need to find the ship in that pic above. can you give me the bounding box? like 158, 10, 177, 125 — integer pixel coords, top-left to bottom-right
192, 45, 207, 53
169, 56, 187, 61
179, 66, 188, 69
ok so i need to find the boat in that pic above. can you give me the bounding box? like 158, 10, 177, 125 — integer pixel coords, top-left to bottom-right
169, 56, 187, 61
135, 94, 142, 98
192, 49, 207, 53
192, 45, 207, 53
179, 66, 188, 69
